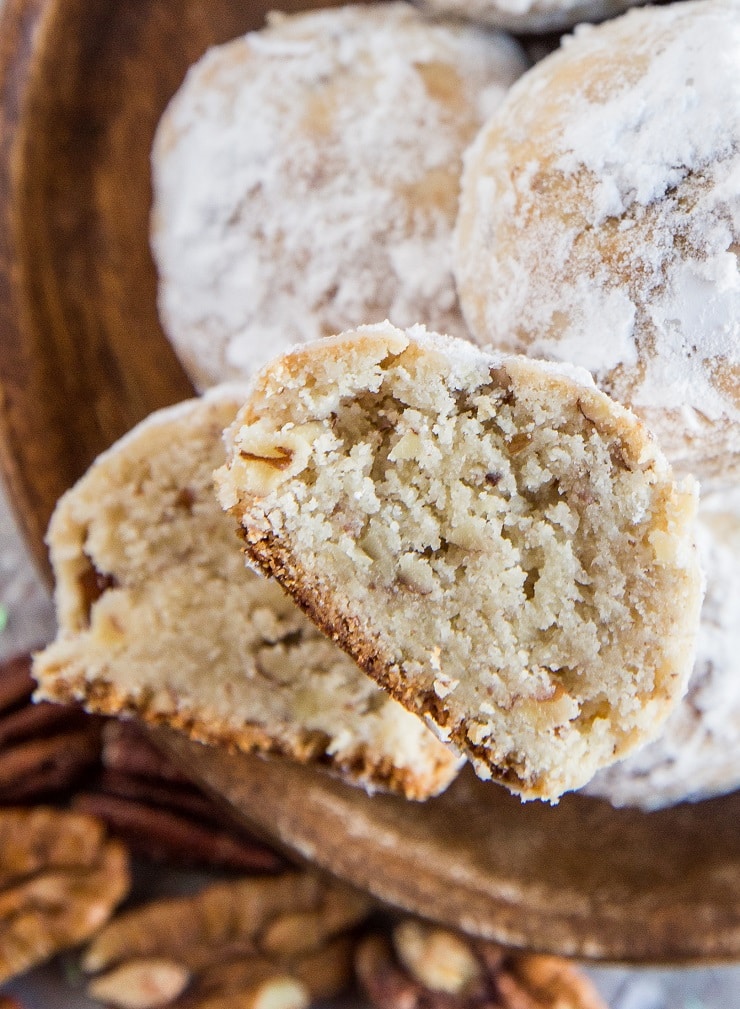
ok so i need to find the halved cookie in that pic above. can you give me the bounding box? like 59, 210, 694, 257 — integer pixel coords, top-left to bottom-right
216, 323, 703, 801
33, 389, 461, 800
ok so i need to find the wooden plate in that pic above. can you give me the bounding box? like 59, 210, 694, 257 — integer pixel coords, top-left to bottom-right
1, 0, 739, 964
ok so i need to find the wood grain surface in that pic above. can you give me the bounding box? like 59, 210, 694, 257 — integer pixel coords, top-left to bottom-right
158, 729, 740, 964
0, 0, 342, 575
0, 0, 738, 964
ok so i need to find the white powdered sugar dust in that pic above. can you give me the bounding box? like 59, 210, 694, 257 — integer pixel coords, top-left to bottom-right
151, 3, 527, 389
455, 0, 740, 485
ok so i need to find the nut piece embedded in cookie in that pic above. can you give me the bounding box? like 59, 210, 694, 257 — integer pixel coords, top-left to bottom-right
216, 323, 703, 801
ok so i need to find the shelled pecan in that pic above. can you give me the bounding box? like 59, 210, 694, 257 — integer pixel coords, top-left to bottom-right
356, 919, 607, 1009
101, 720, 194, 785
0, 807, 130, 984
0, 654, 606, 1009
77, 720, 286, 871
0, 655, 284, 872
0, 653, 102, 804
72, 790, 283, 872
81, 870, 372, 1009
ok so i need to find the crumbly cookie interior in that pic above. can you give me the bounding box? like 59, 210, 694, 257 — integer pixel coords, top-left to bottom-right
33, 394, 460, 800
221, 327, 701, 798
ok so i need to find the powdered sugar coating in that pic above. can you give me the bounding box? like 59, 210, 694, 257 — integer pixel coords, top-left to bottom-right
585, 488, 740, 808
455, 0, 740, 486
151, 3, 528, 390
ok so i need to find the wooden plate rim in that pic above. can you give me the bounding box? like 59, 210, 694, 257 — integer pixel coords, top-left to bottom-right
0, 0, 739, 965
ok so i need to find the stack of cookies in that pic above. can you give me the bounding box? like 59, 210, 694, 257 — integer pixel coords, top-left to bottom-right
34, 0, 740, 810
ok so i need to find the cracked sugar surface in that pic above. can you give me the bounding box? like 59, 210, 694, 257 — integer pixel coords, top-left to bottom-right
33, 388, 460, 801
218, 323, 703, 800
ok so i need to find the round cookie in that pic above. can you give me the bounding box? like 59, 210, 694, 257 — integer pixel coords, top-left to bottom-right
419, 0, 646, 36
151, 3, 528, 390
455, 0, 740, 487
585, 488, 740, 808
216, 322, 703, 802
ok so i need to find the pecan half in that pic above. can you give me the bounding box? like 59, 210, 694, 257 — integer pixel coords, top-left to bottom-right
72, 791, 283, 872
81, 872, 371, 1008
0, 808, 129, 984
0, 654, 103, 806
357, 919, 607, 1009
83, 872, 369, 975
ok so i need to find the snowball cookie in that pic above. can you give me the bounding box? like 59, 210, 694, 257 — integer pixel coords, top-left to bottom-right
150, 3, 528, 390
585, 488, 740, 809
32, 389, 462, 801
419, 0, 645, 37
455, 0, 740, 488
215, 323, 703, 802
